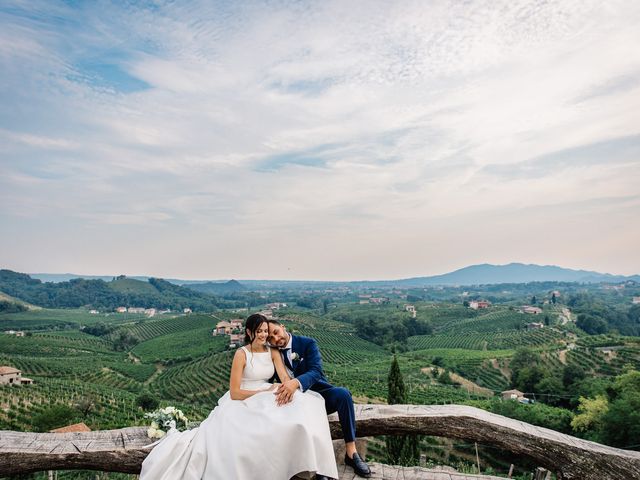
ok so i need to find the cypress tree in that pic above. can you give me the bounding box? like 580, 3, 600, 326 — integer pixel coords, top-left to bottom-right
385, 355, 421, 465
388, 354, 406, 404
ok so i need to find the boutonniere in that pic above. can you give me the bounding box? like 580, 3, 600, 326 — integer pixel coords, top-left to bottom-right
291, 352, 301, 362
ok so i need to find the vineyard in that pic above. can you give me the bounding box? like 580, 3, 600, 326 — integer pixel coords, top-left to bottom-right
1, 303, 639, 441
408, 327, 564, 351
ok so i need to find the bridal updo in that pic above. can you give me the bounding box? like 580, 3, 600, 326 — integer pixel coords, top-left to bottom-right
244, 313, 268, 345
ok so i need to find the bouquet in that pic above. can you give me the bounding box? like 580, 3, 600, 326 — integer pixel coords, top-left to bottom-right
144, 406, 188, 439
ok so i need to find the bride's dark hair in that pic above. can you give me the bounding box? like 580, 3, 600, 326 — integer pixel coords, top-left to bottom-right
244, 313, 268, 345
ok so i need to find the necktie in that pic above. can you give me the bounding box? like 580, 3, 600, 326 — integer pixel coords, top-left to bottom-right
282, 348, 293, 370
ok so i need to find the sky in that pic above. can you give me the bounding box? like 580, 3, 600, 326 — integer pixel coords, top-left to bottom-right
1, 0, 639, 281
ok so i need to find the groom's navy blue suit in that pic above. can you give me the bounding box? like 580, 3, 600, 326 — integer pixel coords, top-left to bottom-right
277, 334, 357, 443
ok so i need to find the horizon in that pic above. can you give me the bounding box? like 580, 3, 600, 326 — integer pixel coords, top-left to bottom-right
1, 1, 639, 280
10, 261, 640, 283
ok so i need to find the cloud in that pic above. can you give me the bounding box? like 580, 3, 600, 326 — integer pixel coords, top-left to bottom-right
1, 0, 639, 278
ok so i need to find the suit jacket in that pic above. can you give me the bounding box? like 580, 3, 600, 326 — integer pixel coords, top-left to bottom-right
276, 334, 334, 393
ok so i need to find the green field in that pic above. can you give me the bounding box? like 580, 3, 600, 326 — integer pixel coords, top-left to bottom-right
1, 298, 639, 480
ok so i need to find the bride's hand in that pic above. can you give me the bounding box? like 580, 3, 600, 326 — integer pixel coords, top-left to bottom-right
267, 384, 278, 391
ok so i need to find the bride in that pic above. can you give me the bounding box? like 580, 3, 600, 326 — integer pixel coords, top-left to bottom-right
139, 314, 339, 480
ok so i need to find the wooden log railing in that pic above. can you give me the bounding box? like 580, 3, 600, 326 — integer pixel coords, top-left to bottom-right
1, 404, 639, 479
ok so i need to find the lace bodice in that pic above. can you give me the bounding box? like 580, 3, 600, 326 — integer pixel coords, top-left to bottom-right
240, 346, 275, 390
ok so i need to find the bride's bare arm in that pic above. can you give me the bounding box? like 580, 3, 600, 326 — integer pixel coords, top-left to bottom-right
229, 349, 268, 400
271, 348, 291, 383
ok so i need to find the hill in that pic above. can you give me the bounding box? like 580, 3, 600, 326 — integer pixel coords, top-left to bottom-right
186, 280, 247, 295
396, 263, 640, 286
0, 270, 218, 311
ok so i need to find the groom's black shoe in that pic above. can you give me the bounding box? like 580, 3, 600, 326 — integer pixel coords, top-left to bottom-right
345, 452, 371, 478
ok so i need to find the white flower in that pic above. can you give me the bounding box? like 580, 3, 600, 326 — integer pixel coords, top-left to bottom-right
291, 352, 300, 361
147, 427, 165, 439
146, 405, 188, 436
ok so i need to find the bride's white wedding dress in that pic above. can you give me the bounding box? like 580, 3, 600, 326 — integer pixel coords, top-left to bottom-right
139, 346, 339, 479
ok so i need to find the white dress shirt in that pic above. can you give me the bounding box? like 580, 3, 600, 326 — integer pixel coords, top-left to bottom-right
282, 333, 302, 390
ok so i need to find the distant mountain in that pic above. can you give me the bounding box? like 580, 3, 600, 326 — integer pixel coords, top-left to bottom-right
187, 279, 247, 295
395, 263, 640, 286
24, 263, 640, 289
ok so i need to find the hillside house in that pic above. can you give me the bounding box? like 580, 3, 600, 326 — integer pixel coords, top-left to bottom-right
404, 305, 417, 318
213, 319, 244, 336
183, 308, 192, 313
89, 310, 99, 314
526, 322, 544, 330
469, 300, 491, 310
229, 332, 243, 346
128, 307, 145, 314
501, 389, 525, 401
258, 309, 274, 319
145, 308, 156, 317
633, 297, 640, 304
4, 330, 25, 337
266, 302, 287, 310
369, 297, 389, 304
116, 307, 127, 313
0, 366, 33, 385
521, 306, 543, 314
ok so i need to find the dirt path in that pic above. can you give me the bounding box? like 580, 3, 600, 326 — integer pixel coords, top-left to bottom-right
558, 349, 567, 365
490, 359, 511, 379
144, 363, 166, 386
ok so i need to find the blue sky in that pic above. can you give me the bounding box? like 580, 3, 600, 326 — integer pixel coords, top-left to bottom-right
1, 0, 639, 280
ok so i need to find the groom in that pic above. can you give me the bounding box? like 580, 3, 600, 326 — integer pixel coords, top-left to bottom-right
267, 318, 371, 479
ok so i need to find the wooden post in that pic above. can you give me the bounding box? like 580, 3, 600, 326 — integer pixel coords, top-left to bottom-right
508, 464, 514, 478
475, 442, 481, 474
534, 467, 549, 480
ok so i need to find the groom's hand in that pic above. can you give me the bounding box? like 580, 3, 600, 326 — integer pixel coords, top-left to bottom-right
275, 379, 300, 405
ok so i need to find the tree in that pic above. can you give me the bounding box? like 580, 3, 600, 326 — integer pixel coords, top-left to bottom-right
601, 391, 640, 448
32, 404, 78, 432
385, 356, 421, 466
136, 392, 159, 411
0, 300, 27, 313
74, 396, 97, 417
535, 375, 565, 407
576, 314, 608, 335
513, 366, 547, 393
563, 364, 586, 388
551, 293, 557, 304
437, 369, 456, 385
571, 395, 609, 434
531, 295, 537, 305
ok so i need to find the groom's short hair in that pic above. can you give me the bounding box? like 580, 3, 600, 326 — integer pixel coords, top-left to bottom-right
267, 319, 283, 326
